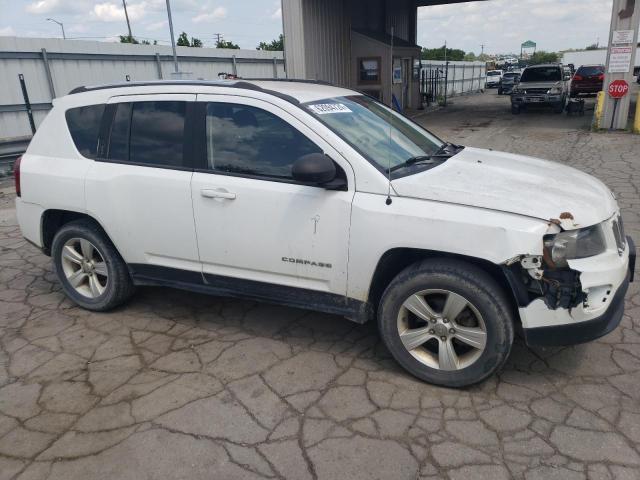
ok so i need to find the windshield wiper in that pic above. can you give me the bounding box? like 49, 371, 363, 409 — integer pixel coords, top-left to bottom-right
388, 143, 464, 173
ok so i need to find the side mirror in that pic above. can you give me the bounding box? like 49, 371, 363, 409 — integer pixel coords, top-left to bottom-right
292, 153, 337, 185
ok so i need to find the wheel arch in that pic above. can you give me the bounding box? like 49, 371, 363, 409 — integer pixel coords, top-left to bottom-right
41, 209, 118, 257
367, 248, 520, 324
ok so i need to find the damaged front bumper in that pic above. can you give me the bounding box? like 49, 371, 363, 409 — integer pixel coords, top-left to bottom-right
520, 236, 635, 347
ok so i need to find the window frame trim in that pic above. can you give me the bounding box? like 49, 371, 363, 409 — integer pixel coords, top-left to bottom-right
192, 97, 349, 190
96, 96, 196, 172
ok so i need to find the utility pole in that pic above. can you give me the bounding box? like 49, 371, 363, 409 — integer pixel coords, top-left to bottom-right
165, 0, 179, 74
122, 0, 133, 40
480, 44, 484, 56
601, 0, 639, 130
213, 33, 223, 45
46, 18, 65, 39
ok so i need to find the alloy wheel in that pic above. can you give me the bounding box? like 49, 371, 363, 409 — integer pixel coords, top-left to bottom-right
396, 289, 487, 371
60, 237, 108, 299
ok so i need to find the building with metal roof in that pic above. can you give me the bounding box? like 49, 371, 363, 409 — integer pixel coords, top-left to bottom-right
282, 0, 480, 110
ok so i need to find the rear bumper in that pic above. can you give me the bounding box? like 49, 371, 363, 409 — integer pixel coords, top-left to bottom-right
523, 236, 635, 347
16, 198, 44, 248
571, 85, 603, 94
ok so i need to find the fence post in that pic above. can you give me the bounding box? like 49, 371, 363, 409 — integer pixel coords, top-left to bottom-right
231, 55, 238, 76
471, 64, 475, 92
461, 63, 465, 94
40, 48, 56, 99
18, 74, 36, 135
444, 62, 449, 106
155, 53, 163, 79
272, 57, 278, 78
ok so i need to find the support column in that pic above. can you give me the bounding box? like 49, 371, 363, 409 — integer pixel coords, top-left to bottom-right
601, 0, 639, 130
41, 48, 56, 99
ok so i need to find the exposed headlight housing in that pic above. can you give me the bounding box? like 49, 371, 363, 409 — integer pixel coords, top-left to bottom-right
548, 87, 562, 94
543, 224, 606, 268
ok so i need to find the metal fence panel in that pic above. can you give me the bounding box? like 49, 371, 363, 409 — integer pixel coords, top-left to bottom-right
419, 60, 486, 105
0, 36, 285, 143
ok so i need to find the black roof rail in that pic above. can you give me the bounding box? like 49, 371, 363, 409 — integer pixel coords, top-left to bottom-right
67, 79, 305, 105
242, 78, 334, 86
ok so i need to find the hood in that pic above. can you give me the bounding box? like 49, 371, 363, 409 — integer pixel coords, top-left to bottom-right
392, 147, 617, 229
518, 81, 562, 89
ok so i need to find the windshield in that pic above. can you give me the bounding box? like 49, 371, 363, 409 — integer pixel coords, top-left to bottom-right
487, 71, 501, 76
520, 67, 561, 82
504, 73, 519, 79
303, 95, 444, 175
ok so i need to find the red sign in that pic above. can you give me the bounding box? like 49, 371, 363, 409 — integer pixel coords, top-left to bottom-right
608, 79, 629, 98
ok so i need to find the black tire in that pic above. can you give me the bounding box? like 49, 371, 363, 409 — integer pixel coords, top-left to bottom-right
378, 259, 514, 388
51, 219, 135, 311
553, 102, 564, 114
511, 105, 520, 115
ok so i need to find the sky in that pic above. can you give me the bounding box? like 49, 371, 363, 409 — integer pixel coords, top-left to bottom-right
0, 0, 617, 54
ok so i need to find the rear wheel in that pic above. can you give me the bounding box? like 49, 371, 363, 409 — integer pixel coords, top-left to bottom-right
378, 259, 514, 387
52, 220, 135, 311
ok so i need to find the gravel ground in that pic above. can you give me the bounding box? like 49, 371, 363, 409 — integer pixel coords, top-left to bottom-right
0, 90, 639, 480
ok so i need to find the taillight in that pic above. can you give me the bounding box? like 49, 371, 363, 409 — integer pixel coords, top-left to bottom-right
598, 74, 604, 81
14, 155, 22, 197
573, 74, 583, 81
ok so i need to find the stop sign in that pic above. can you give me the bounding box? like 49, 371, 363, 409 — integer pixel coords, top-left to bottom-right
608, 79, 629, 98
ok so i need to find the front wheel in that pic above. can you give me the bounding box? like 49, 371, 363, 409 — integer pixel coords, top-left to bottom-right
511, 104, 521, 114
52, 219, 135, 311
378, 259, 514, 387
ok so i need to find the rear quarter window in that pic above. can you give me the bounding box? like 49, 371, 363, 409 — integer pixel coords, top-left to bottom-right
576, 66, 604, 76
65, 104, 105, 159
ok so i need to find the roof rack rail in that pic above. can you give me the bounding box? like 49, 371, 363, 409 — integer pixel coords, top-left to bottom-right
67, 79, 301, 105
243, 78, 334, 86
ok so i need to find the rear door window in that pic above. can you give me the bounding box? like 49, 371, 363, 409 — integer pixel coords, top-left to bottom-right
66, 104, 105, 159
106, 101, 187, 168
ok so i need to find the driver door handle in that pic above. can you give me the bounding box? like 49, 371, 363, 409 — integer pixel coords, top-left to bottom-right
201, 188, 236, 200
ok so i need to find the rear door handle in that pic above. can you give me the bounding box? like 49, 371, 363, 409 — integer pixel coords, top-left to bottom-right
201, 188, 236, 200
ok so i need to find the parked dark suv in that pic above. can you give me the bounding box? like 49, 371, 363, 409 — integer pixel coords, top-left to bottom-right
498, 72, 520, 95
570, 65, 604, 97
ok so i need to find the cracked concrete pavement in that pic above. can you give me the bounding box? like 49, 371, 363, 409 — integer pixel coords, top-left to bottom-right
1, 90, 639, 479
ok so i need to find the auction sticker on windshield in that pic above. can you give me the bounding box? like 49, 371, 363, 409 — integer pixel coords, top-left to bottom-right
308, 103, 352, 114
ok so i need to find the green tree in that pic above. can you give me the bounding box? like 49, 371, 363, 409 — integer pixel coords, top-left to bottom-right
177, 32, 190, 46
463, 52, 477, 61
257, 34, 284, 51
119, 35, 139, 44
421, 45, 465, 61
176, 32, 202, 47
528, 50, 559, 64
216, 39, 240, 49
585, 43, 599, 50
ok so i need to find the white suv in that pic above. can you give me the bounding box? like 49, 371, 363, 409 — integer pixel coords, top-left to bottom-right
15, 80, 634, 387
